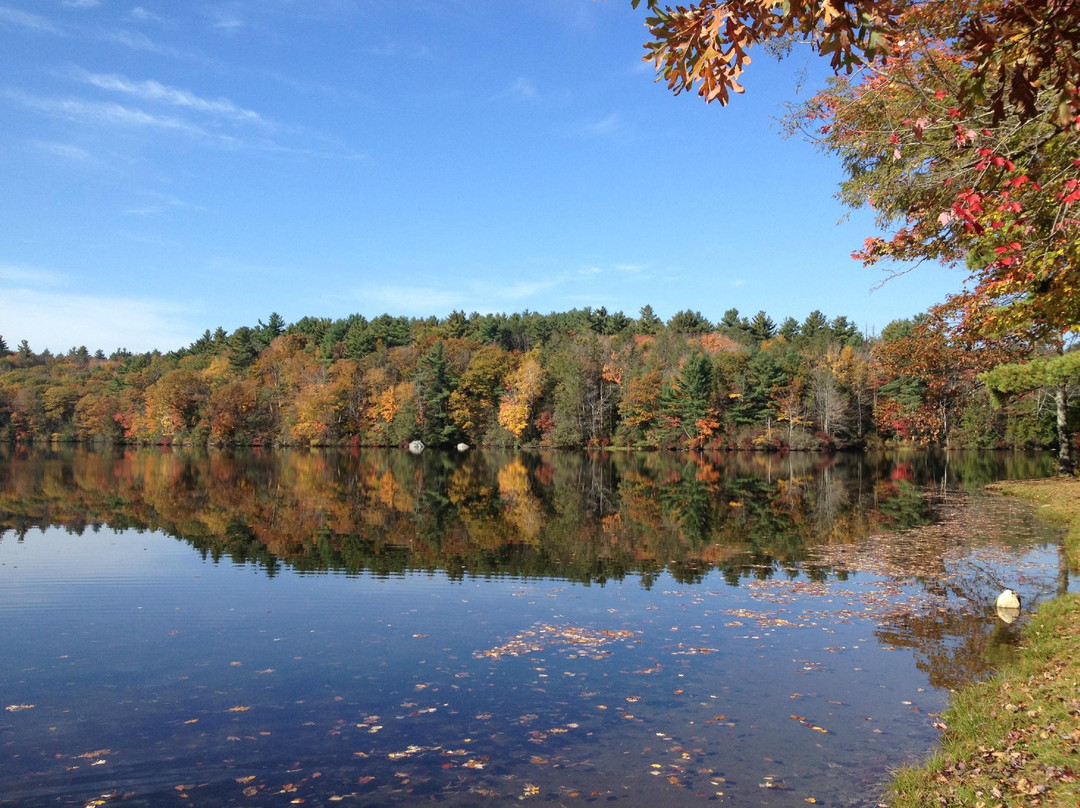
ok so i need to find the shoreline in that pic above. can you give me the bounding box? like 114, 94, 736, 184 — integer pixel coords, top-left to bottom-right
886, 476, 1080, 807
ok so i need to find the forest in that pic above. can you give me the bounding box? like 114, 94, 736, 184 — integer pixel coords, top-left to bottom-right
0, 304, 1072, 452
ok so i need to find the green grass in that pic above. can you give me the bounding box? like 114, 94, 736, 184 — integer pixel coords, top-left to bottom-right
886, 477, 1080, 808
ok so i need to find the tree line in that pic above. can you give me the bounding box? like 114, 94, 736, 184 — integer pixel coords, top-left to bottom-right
0, 305, 1072, 451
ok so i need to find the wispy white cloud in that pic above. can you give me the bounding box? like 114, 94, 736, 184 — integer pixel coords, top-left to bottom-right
122, 191, 208, 217
7, 90, 213, 136
0, 263, 67, 286
359, 284, 464, 315
563, 112, 620, 139
62, 0, 100, 8
499, 279, 563, 300
130, 7, 170, 24
211, 10, 245, 32
102, 28, 198, 60
0, 5, 61, 33
353, 276, 565, 316
0, 287, 196, 353
506, 78, 537, 100
12, 87, 361, 159
368, 38, 434, 60
74, 68, 270, 126
31, 140, 93, 161
1, 262, 196, 352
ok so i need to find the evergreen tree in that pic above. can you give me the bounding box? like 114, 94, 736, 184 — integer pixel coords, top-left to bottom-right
67, 346, 90, 367
801, 310, 829, 344
661, 352, 713, 446
636, 304, 662, 335
778, 316, 800, 341
748, 311, 776, 342
667, 309, 713, 334
442, 310, 469, 339
288, 316, 332, 346
719, 308, 750, 341
476, 314, 505, 346
415, 341, 459, 447
728, 351, 786, 425
830, 316, 861, 347
229, 326, 260, 369
265, 312, 286, 337
191, 329, 214, 355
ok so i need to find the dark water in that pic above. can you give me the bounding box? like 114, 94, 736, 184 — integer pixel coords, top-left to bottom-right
0, 447, 1069, 807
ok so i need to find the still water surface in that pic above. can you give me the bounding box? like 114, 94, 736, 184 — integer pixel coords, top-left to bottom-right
0, 448, 1071, 807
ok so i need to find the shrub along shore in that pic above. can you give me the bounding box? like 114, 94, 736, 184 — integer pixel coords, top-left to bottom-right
887, 477, 1080, 807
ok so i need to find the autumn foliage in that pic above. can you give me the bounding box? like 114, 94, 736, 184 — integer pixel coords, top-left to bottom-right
0, 306, 1069, 452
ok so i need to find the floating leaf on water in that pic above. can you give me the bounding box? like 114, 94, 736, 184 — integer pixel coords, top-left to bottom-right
5, 704, 35, 712
226, 706, 251, 713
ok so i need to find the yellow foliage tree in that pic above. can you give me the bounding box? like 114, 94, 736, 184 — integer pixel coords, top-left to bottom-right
497, 350, 545, 439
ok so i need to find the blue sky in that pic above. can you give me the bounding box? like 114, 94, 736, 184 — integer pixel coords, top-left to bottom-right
0, 1, 966, 354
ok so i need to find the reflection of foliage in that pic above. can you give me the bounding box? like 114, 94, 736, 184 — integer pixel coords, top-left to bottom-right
0, 446, 1055, 590
808, 492, 1065, 689
873, 477, 935, 530
875, 603, 1017, 692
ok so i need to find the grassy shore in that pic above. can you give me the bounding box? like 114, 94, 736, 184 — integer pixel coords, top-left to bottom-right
886, 477, 1080, 807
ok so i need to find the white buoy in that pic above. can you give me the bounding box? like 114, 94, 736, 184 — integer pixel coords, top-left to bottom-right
995, 589, 1021, 610
995, 588, 1021, 624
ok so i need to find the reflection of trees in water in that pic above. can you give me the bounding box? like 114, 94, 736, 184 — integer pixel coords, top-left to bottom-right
1, 445, 1065, 691
809, 493, 1067, 691
0, 446, 1056, 590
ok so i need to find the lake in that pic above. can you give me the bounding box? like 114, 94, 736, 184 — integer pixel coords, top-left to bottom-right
0, 447, 1071, 807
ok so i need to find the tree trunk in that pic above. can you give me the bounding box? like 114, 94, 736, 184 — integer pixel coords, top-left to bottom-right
1054, 384, 1073, 476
